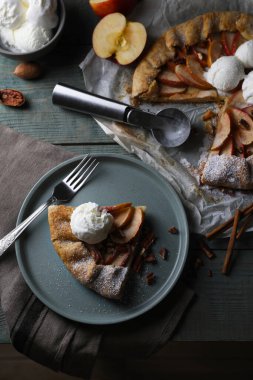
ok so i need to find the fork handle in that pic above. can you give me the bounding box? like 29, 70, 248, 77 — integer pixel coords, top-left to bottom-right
0, 197, 55, 257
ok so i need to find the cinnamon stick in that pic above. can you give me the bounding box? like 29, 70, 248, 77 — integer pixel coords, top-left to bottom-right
206, 202, 253, 239
236, 214, 253, 240
222, 209, 241, 275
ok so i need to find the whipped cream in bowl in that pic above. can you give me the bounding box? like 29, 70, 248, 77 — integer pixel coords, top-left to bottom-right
70, 202, 114, 245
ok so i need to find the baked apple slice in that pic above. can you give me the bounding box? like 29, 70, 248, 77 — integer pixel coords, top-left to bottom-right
186, 55, 213, 89
242, 105, 253, 118
211, 111, 231, 151
92, 12, 147, 65
110, 206, 144, 244
227, 90, 248, 109
229, 107, 253, 146
219, 135, 234, 155
113, 206, 134, 228
158, 69, 186, 87
207, 39, 223, 66
175, 64, 211, 90
159, 84, 186, 97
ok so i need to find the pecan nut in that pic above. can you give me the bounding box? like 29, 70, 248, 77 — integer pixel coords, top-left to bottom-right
0, 89, 25, 107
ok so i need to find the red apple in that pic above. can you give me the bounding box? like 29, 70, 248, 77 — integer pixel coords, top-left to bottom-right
92, 13, 147, 65
89, 0, 138, 18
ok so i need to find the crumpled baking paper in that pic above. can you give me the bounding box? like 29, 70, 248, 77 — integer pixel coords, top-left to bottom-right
80, 0, 253, 235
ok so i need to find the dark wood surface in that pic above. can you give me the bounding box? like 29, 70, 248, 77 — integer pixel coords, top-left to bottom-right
1, 0, 253, 378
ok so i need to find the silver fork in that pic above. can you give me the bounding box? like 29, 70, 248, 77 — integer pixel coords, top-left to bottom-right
0, 155, 99, 257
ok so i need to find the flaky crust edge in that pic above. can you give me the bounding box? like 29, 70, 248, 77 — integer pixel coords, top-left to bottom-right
132, 11, 253, 101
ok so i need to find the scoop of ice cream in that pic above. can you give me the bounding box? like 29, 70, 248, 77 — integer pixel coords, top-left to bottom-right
27, 0, 58, 29
70, 202, 114, 244
235, 40, 253, 69
0, 0, 27, 29
11, 22, 53, 52
204, 56, 245, 92
242, 71, 253, 104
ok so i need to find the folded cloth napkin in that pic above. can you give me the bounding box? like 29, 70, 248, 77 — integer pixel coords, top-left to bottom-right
0, 125, 194, 379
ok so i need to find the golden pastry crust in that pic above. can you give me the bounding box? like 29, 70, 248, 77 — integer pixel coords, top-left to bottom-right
132, 11, 253, 102
48, 205, 130, 300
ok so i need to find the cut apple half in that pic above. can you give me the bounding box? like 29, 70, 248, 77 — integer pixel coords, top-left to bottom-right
211, 111, 231, 151
92, 12, 147, 65
229, 107, 253, 146
110, 207, 144, 244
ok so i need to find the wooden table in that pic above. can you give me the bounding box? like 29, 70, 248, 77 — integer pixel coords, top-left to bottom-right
1, 1, 253, 378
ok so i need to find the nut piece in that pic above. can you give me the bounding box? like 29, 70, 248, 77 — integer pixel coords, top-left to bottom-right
13, 62, 42, 80
0, 89, 25, 107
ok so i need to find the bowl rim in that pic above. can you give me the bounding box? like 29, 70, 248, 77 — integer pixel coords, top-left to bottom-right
0, 0, 66, 57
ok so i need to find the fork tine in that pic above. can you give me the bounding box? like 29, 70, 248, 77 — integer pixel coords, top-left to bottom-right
64, 154, 89, 182
72, 160, 99, 191
66, 156, 93, 186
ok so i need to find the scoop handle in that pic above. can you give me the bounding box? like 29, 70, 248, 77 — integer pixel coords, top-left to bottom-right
52, 83, 132, 123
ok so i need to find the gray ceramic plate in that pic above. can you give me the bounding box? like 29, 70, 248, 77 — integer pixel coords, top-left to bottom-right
15, 154, 189, 325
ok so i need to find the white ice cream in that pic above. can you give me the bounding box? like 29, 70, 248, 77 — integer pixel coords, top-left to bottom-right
70, 202, 114, 245
242, 71, 253, 104
235, 40, 253, 69
205, 56, 245, 92
0, 0, 58, 53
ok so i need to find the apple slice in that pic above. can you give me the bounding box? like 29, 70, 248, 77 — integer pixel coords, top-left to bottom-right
221, 32, 236, 55
175, 64, 211, 89
159, 84, 186, 97
186, 55, 213, 88
113, 206, 134, 228
89, 0, 137, 18
227, 90, 248, 109
101, 202, 132, 214
110, 207, 144, 244
92, 13, 147, 65
211, 111, 231, 151
229, 107, 253, 145
242, 105, 253, 118
219, 135, 234, 155
158, 69, 186, 87
207, 39, 223, 67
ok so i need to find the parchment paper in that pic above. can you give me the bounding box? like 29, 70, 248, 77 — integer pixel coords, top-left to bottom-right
80, 0, 253, 235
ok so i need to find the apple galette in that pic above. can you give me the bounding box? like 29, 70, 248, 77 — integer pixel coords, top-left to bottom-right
48, 202, 145, 300
132, 11, 253, 190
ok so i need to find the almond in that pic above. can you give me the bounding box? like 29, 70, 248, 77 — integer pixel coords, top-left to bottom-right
13, 62, 42, 80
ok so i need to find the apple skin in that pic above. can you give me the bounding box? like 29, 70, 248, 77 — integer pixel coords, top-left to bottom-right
89, 0, 138, 18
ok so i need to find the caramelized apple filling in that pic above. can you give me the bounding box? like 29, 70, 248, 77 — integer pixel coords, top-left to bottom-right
157, 32, 247, 98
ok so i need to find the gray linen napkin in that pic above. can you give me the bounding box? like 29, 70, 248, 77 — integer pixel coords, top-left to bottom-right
0, 125, 194, 379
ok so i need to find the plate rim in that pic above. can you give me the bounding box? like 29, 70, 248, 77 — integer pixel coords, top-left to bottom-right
15, 153, 189, 325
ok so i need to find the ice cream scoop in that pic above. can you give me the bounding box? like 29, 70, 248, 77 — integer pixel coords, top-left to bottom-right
70, 202, 114, 244
0, 0, 58, 53
235, 40, 253, 69
242, 71, 253, 104
205, 56, 245, 92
